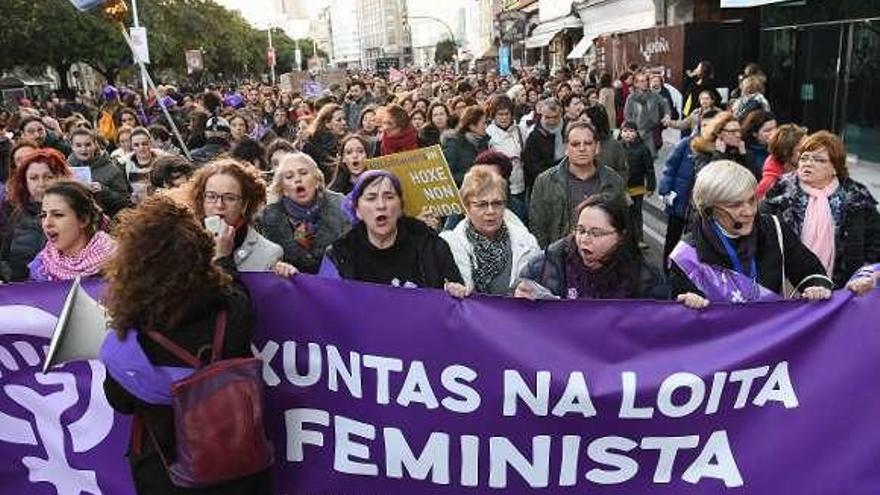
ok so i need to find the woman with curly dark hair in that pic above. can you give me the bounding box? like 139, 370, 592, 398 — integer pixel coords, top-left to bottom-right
1, 148, 72, 281
101, 196, 271, 495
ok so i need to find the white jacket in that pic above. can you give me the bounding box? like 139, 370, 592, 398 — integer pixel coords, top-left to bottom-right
440, 210, 541, 293
486, 122, 526, 195
235, 226, 283, 272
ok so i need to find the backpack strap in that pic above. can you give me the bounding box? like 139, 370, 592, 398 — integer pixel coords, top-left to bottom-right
210, 310, 227, 363
144, 331, 202, 368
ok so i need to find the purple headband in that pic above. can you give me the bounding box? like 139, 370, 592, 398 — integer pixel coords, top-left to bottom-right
342, 170, 403, 223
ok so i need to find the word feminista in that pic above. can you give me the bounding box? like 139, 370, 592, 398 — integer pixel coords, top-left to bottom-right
256, 340, 798, 488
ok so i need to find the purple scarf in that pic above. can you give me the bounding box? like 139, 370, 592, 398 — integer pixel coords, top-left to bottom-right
282, 196, 321, 250
563, 244, 632, 300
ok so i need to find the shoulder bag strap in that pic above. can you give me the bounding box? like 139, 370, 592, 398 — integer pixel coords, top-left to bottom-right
771, 214, 790, 298
144, 331, 202, 368
210, 310, 227, 363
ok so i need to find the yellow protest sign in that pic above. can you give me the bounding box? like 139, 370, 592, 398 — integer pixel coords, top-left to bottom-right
366, 145, 465, 217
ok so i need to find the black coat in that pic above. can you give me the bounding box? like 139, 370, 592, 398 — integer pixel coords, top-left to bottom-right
0, 202, 43, 282
693, 148, 759, 180
103, 285, 271, 495
189, 138, 230, 167
762, 175, 880, 287
521, 237, 669, 300
669, 214, 834, 298
419, 125, 442, 147
621, 137, 656, 191
441, 131, 489, 187
302, 130, 339, 180
324, 216, 463, 289
522, 122, 561, 192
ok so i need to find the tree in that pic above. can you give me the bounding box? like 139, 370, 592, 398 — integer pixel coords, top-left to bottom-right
0, 0, 131, 92
435, 39, 456, 65
0, 0, 314, 89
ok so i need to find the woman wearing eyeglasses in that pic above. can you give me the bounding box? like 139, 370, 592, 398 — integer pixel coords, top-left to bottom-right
691, 111, 758, 179
515, 193, 668, 300
189, 158, 291, 275
762, 131, 880, 294
440, 168, 540, 296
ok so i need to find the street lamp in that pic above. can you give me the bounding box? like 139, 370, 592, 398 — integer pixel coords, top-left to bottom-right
407, 15, 457, 73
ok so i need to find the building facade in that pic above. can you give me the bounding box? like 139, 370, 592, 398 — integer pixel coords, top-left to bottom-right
357, 0, 412, 69
328, 0, 362, 67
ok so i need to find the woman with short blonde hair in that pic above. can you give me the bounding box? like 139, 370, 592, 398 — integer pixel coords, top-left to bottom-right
259, 153, 349, 273
441, 167, 540, 295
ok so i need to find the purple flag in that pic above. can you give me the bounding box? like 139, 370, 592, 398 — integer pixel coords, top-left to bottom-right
0, 275, 879, 494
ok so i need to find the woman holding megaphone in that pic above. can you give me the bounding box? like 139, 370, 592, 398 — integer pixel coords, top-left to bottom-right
188, 158, 295, 276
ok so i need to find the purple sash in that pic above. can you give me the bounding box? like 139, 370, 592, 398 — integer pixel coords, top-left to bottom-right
670, 242, 781, 303
99, 330, 194, 405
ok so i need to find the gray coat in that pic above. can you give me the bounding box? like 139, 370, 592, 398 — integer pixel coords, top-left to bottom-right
235, 226, 284, 272
528, 159, 626, 248
259, 190, 350, 274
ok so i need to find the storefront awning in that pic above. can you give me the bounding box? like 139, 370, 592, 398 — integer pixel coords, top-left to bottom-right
566, 36, 592, 59
525, 15, 583, 49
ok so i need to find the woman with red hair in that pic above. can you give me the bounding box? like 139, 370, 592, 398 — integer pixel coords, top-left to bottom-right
1, 148, 72, 281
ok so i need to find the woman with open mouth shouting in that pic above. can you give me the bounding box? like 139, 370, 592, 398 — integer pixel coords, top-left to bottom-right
515, 192, 667, 301
1, 148, 72, 282
261, 153, 350, 274
329, 134, 371, 195
29, 181, 116, 281
320, 170, 469, 298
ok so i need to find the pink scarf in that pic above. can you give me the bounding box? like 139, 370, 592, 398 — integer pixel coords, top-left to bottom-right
800, 178, 839, 276
39, 231, 116, 281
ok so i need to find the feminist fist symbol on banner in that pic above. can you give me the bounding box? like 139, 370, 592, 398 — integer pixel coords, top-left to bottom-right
0, 305, 114, 495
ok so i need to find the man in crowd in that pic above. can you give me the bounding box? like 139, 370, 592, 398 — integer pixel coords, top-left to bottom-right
529, 122, 626, 248
624, 71, 670, 157
522, 97, 565, 193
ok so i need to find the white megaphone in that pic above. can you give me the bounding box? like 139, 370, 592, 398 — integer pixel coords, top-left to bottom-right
42, 277, 110, 373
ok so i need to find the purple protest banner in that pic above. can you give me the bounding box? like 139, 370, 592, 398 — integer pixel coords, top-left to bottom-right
0, 280, 135, 495
1, 275, 879, 494
245, 274, 880, 494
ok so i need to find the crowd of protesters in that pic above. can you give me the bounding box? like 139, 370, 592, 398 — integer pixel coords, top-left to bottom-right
0, 59, 878, 493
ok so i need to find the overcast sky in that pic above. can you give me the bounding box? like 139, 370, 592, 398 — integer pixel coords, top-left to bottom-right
214, 0, 330, 26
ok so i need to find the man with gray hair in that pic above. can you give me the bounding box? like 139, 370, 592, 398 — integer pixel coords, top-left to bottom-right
522, 97, 565, 193
624, 71, 670, 157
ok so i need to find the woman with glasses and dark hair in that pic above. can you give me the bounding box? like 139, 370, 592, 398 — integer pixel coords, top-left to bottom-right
515, 193, 667, 300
